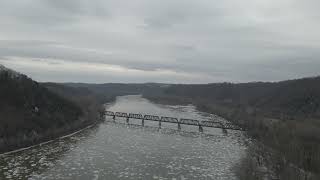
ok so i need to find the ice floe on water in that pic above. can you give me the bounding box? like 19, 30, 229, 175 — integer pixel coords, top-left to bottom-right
0, 95, 248, 179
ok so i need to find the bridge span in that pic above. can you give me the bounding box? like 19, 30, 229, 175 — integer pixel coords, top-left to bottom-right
102, 111, 244, 132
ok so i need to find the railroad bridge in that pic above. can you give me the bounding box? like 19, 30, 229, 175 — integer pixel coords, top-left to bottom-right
102, 111, 244, 132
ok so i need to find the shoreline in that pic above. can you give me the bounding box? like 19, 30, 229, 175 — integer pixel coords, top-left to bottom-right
143, 95, 319, 179
0, 122, 98, 156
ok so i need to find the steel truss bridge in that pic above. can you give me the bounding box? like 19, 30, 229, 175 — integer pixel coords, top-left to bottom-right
102, 111, 244, 132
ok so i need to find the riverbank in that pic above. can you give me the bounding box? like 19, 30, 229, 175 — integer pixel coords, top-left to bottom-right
0, 66, 112, 154
0, 95, 247, 180
0, 106, 104, 154
0, 122, 98, 156
143, 94, 320, 180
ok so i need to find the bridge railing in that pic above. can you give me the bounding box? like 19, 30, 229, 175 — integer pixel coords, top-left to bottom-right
161, 117, 178, 123
180, 118, 199, 126
115, 112, 128, 118
200, 120, 222, 127
105, 111, 115, 116
129, 113, 143, 119
103, 110, 244, 131
143, 115, 160, 121
222, 123, 243, 131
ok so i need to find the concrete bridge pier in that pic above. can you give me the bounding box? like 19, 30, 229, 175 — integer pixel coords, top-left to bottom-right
112, 115, 115, 121
159, 121, 161, 129
126, 117, 129, 124
142, 119, 144, 127
178, 123, 181, 131
100, 112, 104, 120
199, 125, 203, 133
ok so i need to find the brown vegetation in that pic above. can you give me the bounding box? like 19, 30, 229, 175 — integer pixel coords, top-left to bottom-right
143, 77, 320, 179
0, 68, 104, 153
42, 76, 320, 179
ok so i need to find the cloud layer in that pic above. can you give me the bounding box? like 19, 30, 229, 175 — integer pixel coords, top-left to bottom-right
1, 0, 319, 83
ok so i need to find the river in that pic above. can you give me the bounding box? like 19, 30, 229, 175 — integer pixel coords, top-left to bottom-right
0, 95, 248, 179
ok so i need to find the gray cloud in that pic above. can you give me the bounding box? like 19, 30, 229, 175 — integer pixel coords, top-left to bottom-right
0, 0, 319, 83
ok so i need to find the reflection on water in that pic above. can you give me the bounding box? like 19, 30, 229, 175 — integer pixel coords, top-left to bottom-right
0, 95, 248, 179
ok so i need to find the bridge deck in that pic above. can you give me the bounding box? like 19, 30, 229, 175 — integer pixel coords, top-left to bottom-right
103, 111, 244, 131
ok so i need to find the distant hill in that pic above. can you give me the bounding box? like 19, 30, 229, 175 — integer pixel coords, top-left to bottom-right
64, 77, 320, 120
142, 76, 320, 176
0, 65, 102, 153
64, 82, 167, 98
160, 76, 320, 120
2, 64, 318, 175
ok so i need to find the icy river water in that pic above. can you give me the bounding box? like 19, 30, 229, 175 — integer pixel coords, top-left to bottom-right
0, 95, 248, 180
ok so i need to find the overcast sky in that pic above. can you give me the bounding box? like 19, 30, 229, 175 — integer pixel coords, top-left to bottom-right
0, 0, 319, 83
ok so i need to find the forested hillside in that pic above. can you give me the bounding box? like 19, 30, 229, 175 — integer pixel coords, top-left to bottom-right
143, 76, 320, 179
162, 77, 320, 119
0, 65, 102, 153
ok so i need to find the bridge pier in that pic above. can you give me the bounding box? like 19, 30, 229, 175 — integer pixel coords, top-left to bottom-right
199, 125, 203, 133
159, 121, 161, 129
142, 119, 144, 126
126, 117, 129, 124
178, 122, 181, 131
112, 115, 115, 121
100, 112, 104, 120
